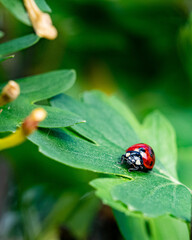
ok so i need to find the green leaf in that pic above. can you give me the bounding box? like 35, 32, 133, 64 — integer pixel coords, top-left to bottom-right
38, 106, 85, 129
107, 95, 141, 134
28, 91, 191, 222
0, 0, 51, 25
18, 70, 76, 103
90, 178, 130, 215
141, 111, 178, 178
29, 127, 126, 175
0, 70, 83, 132
114, 211, 190, 240
35, 0, 51, 13
0, 0, 31, 25
0, 34, 39, 57
91, 176, 191, 222
29, 91, 139, 175
50, 92, 139, 147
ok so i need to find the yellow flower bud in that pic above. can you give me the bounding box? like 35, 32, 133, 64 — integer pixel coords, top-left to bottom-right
0, 81, 20, 106
0, 108, 47, 151
23, 0, 58, 40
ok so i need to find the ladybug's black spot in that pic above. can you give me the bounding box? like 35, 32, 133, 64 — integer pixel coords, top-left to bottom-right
150, 148, 154, 157
150, 161, 153, 166
139, 148, 145, 152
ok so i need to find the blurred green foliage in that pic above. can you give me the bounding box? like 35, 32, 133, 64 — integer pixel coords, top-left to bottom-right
0, 0, 192, 239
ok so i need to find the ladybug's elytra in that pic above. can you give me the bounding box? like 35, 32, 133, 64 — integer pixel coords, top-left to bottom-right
120, 143, 155, 172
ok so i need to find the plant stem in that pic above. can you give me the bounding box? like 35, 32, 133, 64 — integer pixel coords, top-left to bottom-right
0, 128, 27, 151
0, 108, 47, 151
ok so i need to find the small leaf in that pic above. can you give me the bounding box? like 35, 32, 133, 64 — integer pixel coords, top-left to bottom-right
39, 106, 85, 128
0, 34, 39, 57
0, 0, 51, 25
0, 70, 82, 132
35, 0, 51, 13
0, 0, 31, 25
18, 70, 76, 103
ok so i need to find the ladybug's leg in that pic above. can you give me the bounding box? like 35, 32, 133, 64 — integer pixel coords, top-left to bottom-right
128, 165, 139, 172
119, 154, 126, 164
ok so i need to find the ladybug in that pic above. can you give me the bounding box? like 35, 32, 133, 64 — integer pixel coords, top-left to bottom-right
120, 143, 155, 172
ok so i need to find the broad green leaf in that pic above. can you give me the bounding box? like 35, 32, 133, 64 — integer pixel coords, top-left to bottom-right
92, 177, 190, 238
91, 176, 191, 222
0, 70, 83, 132
29, 127, 127, 175
49, 91, 174, 175
113, 104, 178, 178
28, 91, 191, 221
0, 0, 51, 25
0, 34, 39, 57
50, 92, 139, 147
141, 111, 178, 178
98, 96, 178, 177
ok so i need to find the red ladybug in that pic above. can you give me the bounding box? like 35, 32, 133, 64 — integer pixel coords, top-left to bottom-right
120, 143, 155, 172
